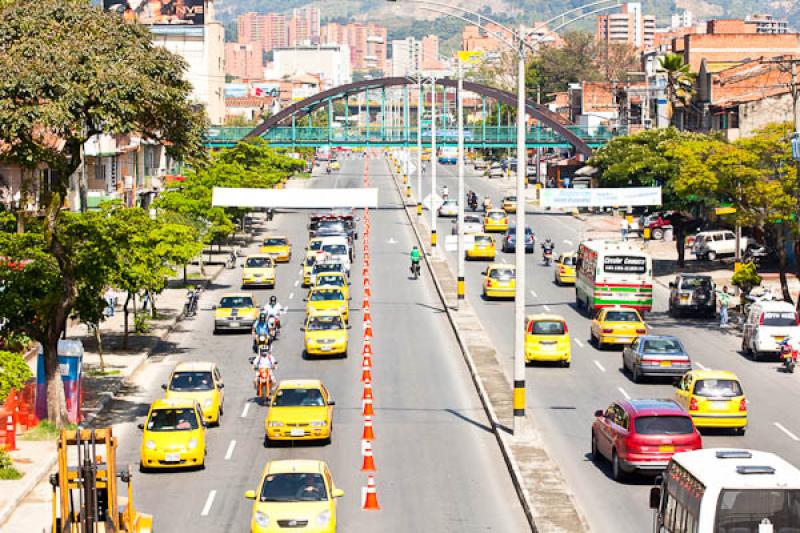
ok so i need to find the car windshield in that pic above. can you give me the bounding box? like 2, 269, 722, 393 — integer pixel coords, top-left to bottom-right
309, 240, 322, 251
694, 379, 743, 398
507, 227, 533, 235
310, 290, 343, 301
762, 311, 798, 327
489, 268, 515, 281
304, 257, 316, 267
219, 296, 254, 308
680, 277, 711, 289
489, 212, 505, 220
561, 256, 576, 266
169, 371, 214, 391
465, 216, 482, 224
319, 221, 345, 232
307, 316, 343, 331
715, 489, 800, 531
634, 415, 694, 435
259, 473, 328, 502
246, 257, 273, 268
443, 200, 457, 207
273, 388, 326, 407
322, 244, 347, 256
530, 320, 565, 335
263, 238, 287, 246
604, 311, 640, 322
317, 275, 344, 286
642, 339, 684, 354
147, 408, 199, 431
314, 264, 342, 274
505, 196, 517, 202
474, 235, 492, 244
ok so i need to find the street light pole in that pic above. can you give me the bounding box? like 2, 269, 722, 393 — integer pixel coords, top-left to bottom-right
456, 56, 465, 304
430, 76, 438, 252
513, 43, 527, 430
417, 75, 423, 217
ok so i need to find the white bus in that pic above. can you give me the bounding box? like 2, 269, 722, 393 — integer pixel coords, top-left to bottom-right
650, 449, 800, 533
575, 240, 653, 314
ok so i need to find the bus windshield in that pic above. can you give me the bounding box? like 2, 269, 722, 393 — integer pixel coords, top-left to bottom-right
715, 489, 800, 531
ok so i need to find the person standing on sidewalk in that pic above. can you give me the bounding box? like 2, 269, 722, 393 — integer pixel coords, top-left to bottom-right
104, 287, 116, 317
620, 217, 629, 241
717, 285, 731, 328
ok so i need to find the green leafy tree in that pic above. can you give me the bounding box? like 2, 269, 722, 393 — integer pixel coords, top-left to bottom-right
0, 350, 33, 402
525, 32, 604, 102
0, 0, 204, 425
658, 53, 696, 128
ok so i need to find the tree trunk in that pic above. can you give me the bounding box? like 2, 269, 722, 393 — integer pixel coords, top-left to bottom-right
777, 231, 793, 303
122, 292, 131, 349
183, 264, 187, 285
94, 324, 105, 373
149, 290, 158, 319
675, 223, 686, 268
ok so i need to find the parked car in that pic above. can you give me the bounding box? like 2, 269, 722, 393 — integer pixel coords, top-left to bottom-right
501, 226, 535, 253
742, 300, 800, 360
622, 335, 692, 383
691, 230, 751, 261
591, 399, 702, 481
668, 274, 716, 318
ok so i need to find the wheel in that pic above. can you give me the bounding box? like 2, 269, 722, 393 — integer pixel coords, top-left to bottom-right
735, 427, 746, 436
561, 360, 570, 368
753, 348, 761, 362
707, 251, 717, 261
611, 450, 626, 482
590, 433, 600, 462
632, 365, 641, 384
651, 228, 664, 240
741, 338, 751, 356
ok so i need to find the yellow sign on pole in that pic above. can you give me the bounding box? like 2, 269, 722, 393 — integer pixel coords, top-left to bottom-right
457, 50, 483, 64
715, 206, 737, 215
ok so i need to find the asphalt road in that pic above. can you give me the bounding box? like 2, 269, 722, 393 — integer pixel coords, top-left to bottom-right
412, 157, 800, 532
81, 155, 528, 532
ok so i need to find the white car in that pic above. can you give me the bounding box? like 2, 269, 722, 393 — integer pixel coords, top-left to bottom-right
452, 215, 484, 235
320, 236, 352, 275
487, 164, 504, 179
438, 199, 458, 217
692, 230, 751, 261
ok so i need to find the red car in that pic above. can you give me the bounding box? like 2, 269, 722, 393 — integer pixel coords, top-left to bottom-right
591, 399, 701, 481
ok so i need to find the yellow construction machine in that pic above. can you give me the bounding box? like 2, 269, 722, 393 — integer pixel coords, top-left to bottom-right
51, 427, 152, 532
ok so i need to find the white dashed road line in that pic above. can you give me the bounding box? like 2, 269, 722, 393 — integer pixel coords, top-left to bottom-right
694, 361, 708, 370
593, 360, 606, 372
563, 239, 573, 246
289, 292, 294, 300
201, 490, 217, 516
574, 339, 584, 348
294, 280, 300, 287
240, 402, 251, 418
617, 387, 631, 400
543, 304, 551, 312
530, 290, 538, 298
225, 440, 236, 460
775, 422, 800, 442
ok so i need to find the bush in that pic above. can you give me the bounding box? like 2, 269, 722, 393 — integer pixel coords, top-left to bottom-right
0, 449, 22, 480
0, 350, 33, 402
732, 262, 762, 296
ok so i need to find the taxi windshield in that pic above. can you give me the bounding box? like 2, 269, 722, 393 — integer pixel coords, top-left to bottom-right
169, 371, 214, 391
489, 268, 515, 281
219, 296, 254, 308
314, 264, 342, 274
259, 473, 328, 502
465, 215, 482, 224
488, 212, 505, 219
147, 408, 199, 431
474, 235, 492, 244
605, 311, 640, 322
263, 238, 287, 246
530, 320, 565, 335
307, 316, 343, 331
317, 275, 344, 286
305, 257, 316, 267
310, 290, 343, 301
273, 388, 325, 407
561, 256, 576, 266
322, 244, 347, 256
694, 379, 743, 398
505, 196, 517, 202
246, 257, 273, 268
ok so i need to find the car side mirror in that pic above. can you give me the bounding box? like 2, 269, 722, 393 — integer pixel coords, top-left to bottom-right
244, 490, 257, 500
593, 410, 604, 418
649, 487, 661, 510
300, 326, 306, 331
669, 282, 675, 288
211, 305, 217, 310
347, 325, 352, 330
137, 423, 145, 430
328, 400, 336, 406
332, 488, 345, 498
219, 383, 224, 389
303, 297, 308, 302
161, 384, 167, 390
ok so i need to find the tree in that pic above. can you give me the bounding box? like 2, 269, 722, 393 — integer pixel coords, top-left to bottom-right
525, 32, 604, 102
658, 53, 696, 128
0, 0, 205, 425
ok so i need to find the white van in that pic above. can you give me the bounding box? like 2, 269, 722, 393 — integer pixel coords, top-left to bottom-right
319, 236, 351, 275
742, 300, 800, 360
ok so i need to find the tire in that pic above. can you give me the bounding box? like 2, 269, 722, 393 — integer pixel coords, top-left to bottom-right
632, 365, 641, 384
735, 427, 746, 436
651, 228, 664, 240
562, 360, 571, 368
753, 349, 761, 362
707, 251, 717, 261
611, 450, 626, 482
590, 433, 600, 462
741, 338, 751, 356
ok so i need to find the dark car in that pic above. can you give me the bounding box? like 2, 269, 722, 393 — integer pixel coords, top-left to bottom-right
591, 399, 702, 481
501, 226, 535, 253
622, 335, 692, 383
668, 274, 716, 318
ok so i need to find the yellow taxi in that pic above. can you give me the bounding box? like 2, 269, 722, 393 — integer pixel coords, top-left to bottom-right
302, 255, 317, 287
674, 369, 747, 434
139, 398, 206, 471
242, 254, 277, 288
554, 252, 577, 285
214, 293, 259, 333
466, 233, 496, 261
305, 287, 349, 322
422, 149, 431, 161
501, 195, 518, 213
313, 271, 349, 301
260, 236, 292, 263
303, 310, 349, 357
590, 306, 647, 349
245, 459, 343, 533
329, 160, 341, 171
265, 379, 335, 444
483, 209, 509, 232
307, 237, 325, 257
525, 314, 571, 366
162, 361, 224, 426
482, 263, 516, 299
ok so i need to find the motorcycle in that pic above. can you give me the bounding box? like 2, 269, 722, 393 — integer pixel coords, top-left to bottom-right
225, 250, 237, 269
779, 339, 797, 373
542, 247, 553, 266
410, 261, 421, 280
267, 316, 279, 341
253, 333, 270, 354
183, 286, 201, 318
468, 197, 478, 211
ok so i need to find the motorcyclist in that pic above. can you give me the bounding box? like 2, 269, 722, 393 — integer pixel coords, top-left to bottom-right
252, 342, 277, 393
483, 195, 492, 212
541, 238, 555, 261
442, 185, 449, 200
262, 295, 285, 335
252, 311, 272, 353
409, 245, 421, 276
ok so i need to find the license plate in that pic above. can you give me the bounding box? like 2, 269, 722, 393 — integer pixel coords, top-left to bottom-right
658, 445, 675, 453
617, 338, 630, 343
710, 401, 729, 410
229, 321, 240, 328
775, 337, 786, 342
680, 296, 689, 301
660, 361, 672, 367
164, 453, 180, 462
320, 345, 331, 351
290, 428, 305, 437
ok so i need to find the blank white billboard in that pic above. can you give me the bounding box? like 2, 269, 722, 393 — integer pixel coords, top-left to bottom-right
540, 187, 661, 208
212, 187, 379, 208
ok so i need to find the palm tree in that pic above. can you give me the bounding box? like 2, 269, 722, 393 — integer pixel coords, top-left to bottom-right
658, 53, 696, 129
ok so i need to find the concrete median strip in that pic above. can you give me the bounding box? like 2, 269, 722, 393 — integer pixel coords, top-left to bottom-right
386, 158, 589, 532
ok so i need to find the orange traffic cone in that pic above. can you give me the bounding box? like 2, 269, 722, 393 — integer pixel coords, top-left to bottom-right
362, 266, 369, 277
362, 416, 375, 440
362, 300, 370, 316
364, 324, 373, 339
361, 363, 372, 382
361, 440, 377, 471
362, 397, 375, 416
362, 339, 373, 357
362, 476, 381, 510
362, 353, 373, 368
362, 379, 373, 400
364, 284, 372, 297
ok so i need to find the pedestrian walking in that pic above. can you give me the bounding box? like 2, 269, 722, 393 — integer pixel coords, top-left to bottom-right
717, 285, 731, 328
104, 287, 116, 317
620, 217, 629, 241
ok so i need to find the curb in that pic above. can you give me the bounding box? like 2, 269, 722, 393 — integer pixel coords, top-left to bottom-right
385, 157, 543, 532
0, 451, 58, 527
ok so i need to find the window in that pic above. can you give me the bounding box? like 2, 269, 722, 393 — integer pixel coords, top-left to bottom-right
634, 416, 694, 435
147, 408, 199, 431
642, 338, 684, 354
605, 311, 641, 322
273, 388, 325, 407
259, 473, 328, 502
263, 238, 288, 246
306, 316, 343, 331
489, 268, 515, 281
761, 311, 798, 327
715, 489, 800, 531
246, 257, 273, 268
693, 379, 743, 398
530, 320, 565, 335
219, 296, 254, 308
169, 372, 214, 391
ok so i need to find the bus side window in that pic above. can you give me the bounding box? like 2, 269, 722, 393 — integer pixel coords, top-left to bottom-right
665, 492, 677, 531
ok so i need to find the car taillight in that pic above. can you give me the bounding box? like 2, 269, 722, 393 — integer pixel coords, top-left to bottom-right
689, 397, 698, 411
759, 313, 764, 325
602, 328, 613, 334
562, 322, 569, 333
636, 328, 646, 334
486, 280, 493, 288
739, 398, 747, 411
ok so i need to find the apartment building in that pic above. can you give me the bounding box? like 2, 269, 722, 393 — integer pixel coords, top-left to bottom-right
288, 6, 321, 46
225, 42, 264, 80
237, 12, 288, 52
595, 2, 656, 49
391, 34, 446, 76
321, 22, 388, 72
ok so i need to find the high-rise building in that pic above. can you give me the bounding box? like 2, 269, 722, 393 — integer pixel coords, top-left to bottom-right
745, 14, 789, 34
321, 22, 388, 72
596, 2, 656, 49
236, 12, 288, 52
225, 42, 264, 80
288, 6, 321, 46
270, 45, 352, 87
391, 35, 445, 76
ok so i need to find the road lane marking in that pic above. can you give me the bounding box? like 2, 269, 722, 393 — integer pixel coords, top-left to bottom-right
593, 360, 606, 372
695, 361, 708, 370
617, 387, 631, 400
241, 403, 251, 418
543, 304, 551, 312
530, 290, 538, 298
563, 239, 574, 246
201, 490, 217, 516
775, 422, 800, 441
500, 257, 507, 264
289, 292, 295, 300
574, 339, 584, 348
225, 440, 236, 460
294, 280, 300, 287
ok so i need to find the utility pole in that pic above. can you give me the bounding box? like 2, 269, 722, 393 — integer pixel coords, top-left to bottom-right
417, 75, 423, 217
430, 76, 438, 252
456, 55, 465, 305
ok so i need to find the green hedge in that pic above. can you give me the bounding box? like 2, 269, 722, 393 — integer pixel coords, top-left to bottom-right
0, 350, 33, 403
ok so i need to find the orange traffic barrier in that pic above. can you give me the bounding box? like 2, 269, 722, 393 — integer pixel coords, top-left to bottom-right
362, 476, 381, 510
362, 416, 375, 441
361, 440, 377, 471
362, 339, 373, 357
362, 379, 373, 401
361, 363, 372, 382
362, 299, 370, 316
362, 397, 375, 416
362, 352, 373, 368
4, 413, 16, 451
364, 284, 372, 298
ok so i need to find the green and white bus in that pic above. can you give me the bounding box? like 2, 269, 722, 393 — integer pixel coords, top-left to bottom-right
575, 240, 653, 314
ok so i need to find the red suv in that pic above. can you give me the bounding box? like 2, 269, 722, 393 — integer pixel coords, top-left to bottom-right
591, 399, 702, 481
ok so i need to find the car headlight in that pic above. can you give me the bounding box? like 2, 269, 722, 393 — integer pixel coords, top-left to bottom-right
187, 439, 198, 450
268, 421, 284, 427
339, 305, 346, 312
146, 440, 156, 450
311, 420, 327, 427
316, 509, 331, 526
255, 511, 270, 527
